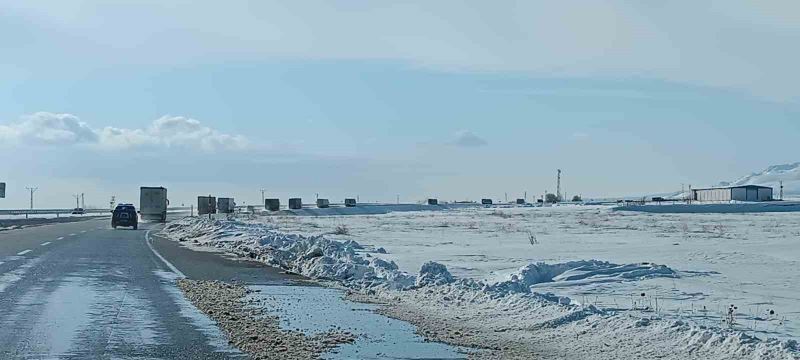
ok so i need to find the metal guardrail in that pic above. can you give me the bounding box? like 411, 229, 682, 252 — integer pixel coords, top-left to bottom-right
0, 208, 110, 216
0, 207, 195, 216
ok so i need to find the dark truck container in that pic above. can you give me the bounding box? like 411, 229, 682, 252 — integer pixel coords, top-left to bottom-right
265, 198, 280, 211
288, 198, 302, 210
198, 196, 217, 215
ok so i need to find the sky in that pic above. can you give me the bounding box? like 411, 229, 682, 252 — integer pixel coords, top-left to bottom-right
1, 1, 800, 208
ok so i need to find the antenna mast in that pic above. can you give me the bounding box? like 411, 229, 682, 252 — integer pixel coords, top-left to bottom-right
556, 169, 562, 202
25, 187, 38, 209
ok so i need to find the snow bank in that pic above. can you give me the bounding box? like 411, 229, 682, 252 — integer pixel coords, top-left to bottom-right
615, 202, 800, 213
283, 203, 478, 216
161, 218, 676, 295
160, 217, 799, 359
487, 260, 676, 296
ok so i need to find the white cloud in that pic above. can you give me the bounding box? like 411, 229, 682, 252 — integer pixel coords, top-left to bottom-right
451, 130, 487, 148
0, 112, 98, 145
0, 112, 249, 152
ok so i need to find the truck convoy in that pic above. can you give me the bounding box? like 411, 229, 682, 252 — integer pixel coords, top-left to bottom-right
139, 186, 169, 222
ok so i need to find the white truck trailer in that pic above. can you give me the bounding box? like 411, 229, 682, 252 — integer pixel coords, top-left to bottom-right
139, 187, 168, 222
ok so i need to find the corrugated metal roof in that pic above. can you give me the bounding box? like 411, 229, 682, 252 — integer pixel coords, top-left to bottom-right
692, 185, 773, 191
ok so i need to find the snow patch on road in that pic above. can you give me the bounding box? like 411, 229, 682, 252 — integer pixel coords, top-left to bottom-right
0, 257, 41, 293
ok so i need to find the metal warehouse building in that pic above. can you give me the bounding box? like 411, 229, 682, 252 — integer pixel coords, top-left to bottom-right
692, 185, 773, 202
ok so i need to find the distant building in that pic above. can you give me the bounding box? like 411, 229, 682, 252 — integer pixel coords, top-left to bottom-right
692, 185, 773, 202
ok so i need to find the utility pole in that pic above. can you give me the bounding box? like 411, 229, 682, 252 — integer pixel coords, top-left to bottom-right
397, 195, 400, 204
25, 187, 38, 209
110, 196, 116, 210
556, 169, 562, 202
260, 189, 266, 206
73, 194, 80, 209
81, 193, 85, 208
780, 181, 784, 200
505, 192, 508, 203
524, 191, 527, 202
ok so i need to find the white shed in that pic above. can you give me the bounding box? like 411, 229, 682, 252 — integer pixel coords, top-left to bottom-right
692, 185, 773, 202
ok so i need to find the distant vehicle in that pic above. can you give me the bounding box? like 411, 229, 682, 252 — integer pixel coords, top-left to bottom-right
218, 197, 235, 213
316, 199, 330, 208
344, 198, 357, 207
71, 208, 85, 215
140, 187, 168, 222
198, 195, 217, 215
265, 198, 280, 211
112, 204, 138, 230
481, 199, 493, 205
288, 198, 302, 210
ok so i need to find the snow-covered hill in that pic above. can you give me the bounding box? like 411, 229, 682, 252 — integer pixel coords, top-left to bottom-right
730, 162, 800, 196
647, 162, 800, 200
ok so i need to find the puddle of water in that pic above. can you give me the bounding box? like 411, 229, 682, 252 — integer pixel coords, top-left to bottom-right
248, 285, 468, 360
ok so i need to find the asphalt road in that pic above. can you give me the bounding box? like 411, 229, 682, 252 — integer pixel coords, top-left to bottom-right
0, 215, 285, 359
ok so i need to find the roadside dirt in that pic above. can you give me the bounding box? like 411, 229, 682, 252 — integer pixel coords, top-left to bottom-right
178, 279, 355, 359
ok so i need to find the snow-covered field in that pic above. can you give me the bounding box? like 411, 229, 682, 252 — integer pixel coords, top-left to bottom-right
161, 205, 800, 359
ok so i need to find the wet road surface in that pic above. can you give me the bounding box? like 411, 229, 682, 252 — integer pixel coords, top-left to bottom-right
0, 217, 243, 359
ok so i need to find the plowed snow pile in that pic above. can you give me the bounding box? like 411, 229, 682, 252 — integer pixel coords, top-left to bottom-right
161, 214, 799, 359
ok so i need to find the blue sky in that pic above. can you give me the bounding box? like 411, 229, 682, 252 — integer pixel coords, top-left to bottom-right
1, 1, 799, 208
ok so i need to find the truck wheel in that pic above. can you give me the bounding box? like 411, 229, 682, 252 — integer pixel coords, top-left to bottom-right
133, 224, 138, 230
112, 225, 117, 229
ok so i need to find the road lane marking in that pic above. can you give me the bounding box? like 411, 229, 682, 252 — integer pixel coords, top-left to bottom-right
41, 242, 51, 246
68, 233, 76, 236
57, 237, 65, 240
16, 250, 32, 256
145, 229, 186, 278
80, 230, 87, 233
0, 262, 4, 266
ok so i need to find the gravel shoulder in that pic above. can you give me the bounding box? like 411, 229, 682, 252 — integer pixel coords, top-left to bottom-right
177, 279, 356, 359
